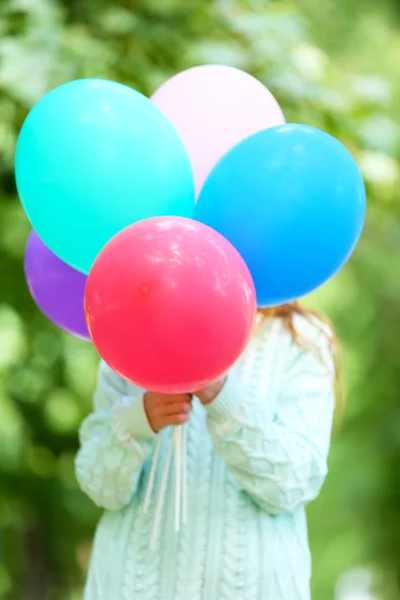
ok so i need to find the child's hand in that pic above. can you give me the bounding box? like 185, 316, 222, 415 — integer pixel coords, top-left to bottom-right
144, 392, 192, 433
195, 377, 227, 405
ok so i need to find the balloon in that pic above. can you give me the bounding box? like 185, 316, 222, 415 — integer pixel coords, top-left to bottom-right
85, 217, 256, 393
24, 231, 89, 340
195, 124, 366, 307
16, 79, 195, 274
151, 65, 284, 198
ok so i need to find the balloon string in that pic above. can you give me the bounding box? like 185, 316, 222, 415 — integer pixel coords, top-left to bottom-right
182, 423, 187, 525
174, 426, 181, 532
151, 432, 174, 550
148, 424, 188, 549
144, 433, 162, 514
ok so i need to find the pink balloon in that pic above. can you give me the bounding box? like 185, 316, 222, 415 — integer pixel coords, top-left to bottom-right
85, 217, 257, 393
151, 65, 285, 198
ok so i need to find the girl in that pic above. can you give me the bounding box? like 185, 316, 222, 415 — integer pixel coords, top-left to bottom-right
76, 302, 338, 600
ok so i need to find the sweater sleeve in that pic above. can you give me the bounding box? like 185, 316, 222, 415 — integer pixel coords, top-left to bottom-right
75, 361, 155, 511
205, 324, 335, 515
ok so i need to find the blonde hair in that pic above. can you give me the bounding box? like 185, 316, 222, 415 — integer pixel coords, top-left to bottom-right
259, 302, 344, 412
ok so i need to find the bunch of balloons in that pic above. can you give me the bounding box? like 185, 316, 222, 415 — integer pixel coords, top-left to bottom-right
16, 65, 366, 392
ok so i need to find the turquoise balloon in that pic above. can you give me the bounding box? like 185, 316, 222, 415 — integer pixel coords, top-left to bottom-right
15, 79, 195, 273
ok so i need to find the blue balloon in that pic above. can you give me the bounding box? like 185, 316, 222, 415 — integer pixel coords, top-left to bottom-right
195, 124, 366, 306
16, 79, 194, 274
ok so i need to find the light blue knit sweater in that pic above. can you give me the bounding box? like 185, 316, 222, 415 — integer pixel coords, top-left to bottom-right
76, 317, 335, 600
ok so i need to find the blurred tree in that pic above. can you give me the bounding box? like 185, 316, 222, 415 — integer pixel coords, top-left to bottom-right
0, 0, 399, 599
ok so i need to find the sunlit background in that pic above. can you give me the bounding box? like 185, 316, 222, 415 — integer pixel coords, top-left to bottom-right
1, 1, 400, 599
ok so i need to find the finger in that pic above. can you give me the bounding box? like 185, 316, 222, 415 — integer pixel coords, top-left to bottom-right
156, 394, 193, 405
162, 402, 192, 417
156, 397, 192, 412
160, 414, 190, 428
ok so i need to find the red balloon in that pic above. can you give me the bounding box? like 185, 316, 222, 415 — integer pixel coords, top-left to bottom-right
85, 217, 256, 393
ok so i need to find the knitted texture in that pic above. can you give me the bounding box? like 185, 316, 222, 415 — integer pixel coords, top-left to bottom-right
76, 317, 335, 600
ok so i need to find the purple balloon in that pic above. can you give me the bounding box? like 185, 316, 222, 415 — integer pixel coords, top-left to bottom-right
24, 231, 90, 340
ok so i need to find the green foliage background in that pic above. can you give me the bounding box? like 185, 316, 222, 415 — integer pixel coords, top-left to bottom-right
0, 1, 399, 598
